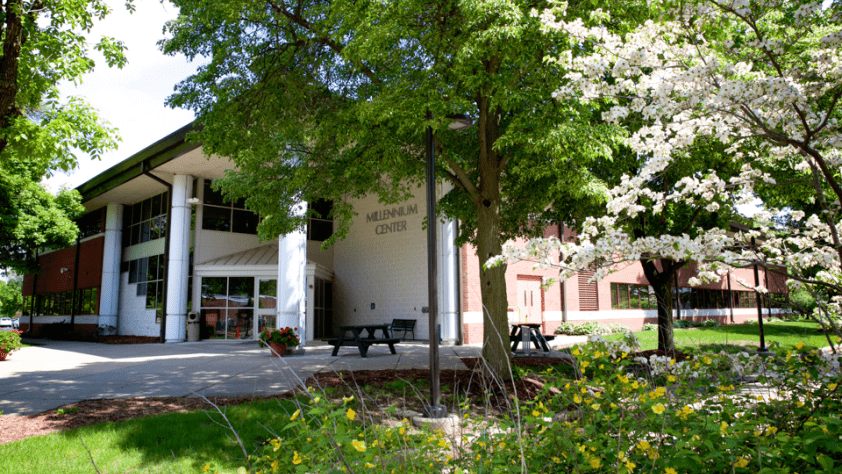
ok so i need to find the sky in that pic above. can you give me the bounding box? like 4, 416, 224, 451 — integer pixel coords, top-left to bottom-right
45, 0, 199, 192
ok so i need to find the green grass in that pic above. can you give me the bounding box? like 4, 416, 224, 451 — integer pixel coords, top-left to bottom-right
605, 320, 835, 353
0, 398, 301, 474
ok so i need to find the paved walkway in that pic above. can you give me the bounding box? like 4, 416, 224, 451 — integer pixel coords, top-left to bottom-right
0, 336, 584, 416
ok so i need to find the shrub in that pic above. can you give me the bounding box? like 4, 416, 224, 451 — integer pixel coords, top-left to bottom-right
554, 321, 629, 336
642, 322, 658, 331
0, 330, 21, 355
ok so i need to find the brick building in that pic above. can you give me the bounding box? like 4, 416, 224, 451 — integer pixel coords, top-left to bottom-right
21, 124, 787, 345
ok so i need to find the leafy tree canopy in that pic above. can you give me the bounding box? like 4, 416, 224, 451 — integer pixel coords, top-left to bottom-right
0, 275, 22, 316
161, 0, 646, 375
0, 0, 131, 272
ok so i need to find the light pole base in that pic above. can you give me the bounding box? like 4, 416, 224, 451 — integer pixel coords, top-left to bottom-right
422, 405, 447, 419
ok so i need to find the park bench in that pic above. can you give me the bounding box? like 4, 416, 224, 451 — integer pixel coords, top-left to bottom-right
329, 324, 400, 358
388, 318, 416, 341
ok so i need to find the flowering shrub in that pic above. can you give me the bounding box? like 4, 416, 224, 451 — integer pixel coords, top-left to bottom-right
225, 329, 842, 473
0, 330, 22, 355
555, 321, 629, 336
258, 327, 300, 348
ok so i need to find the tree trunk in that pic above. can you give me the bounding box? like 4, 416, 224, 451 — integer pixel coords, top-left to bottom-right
0, 0, 25, 155
476, 180, 511, 378
640, 258, 676, 352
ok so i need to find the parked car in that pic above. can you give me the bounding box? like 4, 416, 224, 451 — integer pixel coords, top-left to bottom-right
0, 317, 12, 330
12, 318, 19, 329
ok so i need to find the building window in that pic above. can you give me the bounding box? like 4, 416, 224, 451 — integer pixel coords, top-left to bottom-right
76, 210, 103, 239
308, 199, 333, 242
611, 283, 657, 310
674, 287, 758, 310
202, 180, 259, 235
123, 191, 169, 247
200, 276, 254, 339
128, 254, 165, 320
25, 289, 98, 316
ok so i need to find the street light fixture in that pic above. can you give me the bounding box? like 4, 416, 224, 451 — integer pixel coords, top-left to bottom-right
423, 112, 473, 419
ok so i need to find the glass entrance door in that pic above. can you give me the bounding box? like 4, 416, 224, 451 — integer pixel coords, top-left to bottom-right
256, 279, 278, 337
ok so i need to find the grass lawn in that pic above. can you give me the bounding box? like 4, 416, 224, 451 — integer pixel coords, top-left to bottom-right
0, 398, 300, 474
605, 320, 836, 353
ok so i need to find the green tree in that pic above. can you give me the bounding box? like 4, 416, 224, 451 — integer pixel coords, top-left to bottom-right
0, 275, 22, 316
161, 0, 626, 376
0, 0, 131, 272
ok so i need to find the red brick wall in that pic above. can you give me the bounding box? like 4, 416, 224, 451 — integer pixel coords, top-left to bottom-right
22, 236, 105, 295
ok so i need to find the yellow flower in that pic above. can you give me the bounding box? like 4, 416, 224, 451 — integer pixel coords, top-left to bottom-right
292, 451, 303, 465
342, 395, 355, 403
734, 457, 749, 468
290, 409, 300, 421
638, 440, 650, 451
581, 361, 590, 368
346, 408, 356, 421
720, 421, 729, 434
203, 465, 211, 473
271, 459, 279, 472
573, 394, 582, 404
766, 426, 777, 436
625, 460, 636, 470
592, 403, 600, 410
352, 440, 366, 452
828, 383, 838, 391
652, 403, 666, 414
365, 463, 374, 468
572, 348, 581, 356
632, 381, 639, 389
665, 468, 677, 474
618, 374, 629, 384
667, 375, 676, 382
795, 342, 804, 350
532, 409, 540, 417
589, 458, 601, 468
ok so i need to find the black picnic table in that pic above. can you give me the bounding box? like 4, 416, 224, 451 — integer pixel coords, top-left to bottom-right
510, 323, 552, 356
329, 324, 400, 357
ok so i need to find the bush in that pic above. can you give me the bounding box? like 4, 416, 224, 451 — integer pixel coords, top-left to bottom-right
232, 332, 842, 473
0, 330, 22, 354
554, 321, 629, 336
642, 322, 658, 331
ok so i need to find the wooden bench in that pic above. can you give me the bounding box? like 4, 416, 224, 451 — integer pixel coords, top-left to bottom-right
389, 318, 416, 341
329, 324, 401, 357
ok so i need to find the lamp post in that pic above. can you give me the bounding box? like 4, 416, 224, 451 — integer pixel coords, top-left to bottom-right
423, 112, 472, 419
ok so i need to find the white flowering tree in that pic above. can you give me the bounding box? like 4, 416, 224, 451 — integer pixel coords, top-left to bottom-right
492, 0, 842, 351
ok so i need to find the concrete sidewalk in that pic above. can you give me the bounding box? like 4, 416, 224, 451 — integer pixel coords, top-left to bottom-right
0, 339, 483, 416
0, 335, 584, 416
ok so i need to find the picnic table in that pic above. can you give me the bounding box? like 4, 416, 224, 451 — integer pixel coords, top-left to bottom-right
329, 324, 400, 358
510, 323, 554, 356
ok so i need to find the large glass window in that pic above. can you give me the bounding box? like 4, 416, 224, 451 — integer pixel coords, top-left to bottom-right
308, 199, 333, 242
76, 211, 103, 239
127, 254, 165, 321
122, 191, 169, 247
610, 283, 658, 310
202, 180, 259, 235
27, 288, 98, 316
200, 276, 254, 339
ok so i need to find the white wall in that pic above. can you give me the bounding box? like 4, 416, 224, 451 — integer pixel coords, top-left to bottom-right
195, 230, 261, 264
118, 271, 161, 337
332, 186, 434, 339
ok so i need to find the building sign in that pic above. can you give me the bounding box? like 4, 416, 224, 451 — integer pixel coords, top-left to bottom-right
367, 204, 417, 235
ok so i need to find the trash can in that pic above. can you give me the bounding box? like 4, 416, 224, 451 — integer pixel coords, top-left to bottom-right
187, 311, 201, 342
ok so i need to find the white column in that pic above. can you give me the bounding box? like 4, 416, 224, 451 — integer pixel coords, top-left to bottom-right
278, 202, 307, 347
165, 174, 193, 342
99, 203, 123, 335
439, 218, 459, 344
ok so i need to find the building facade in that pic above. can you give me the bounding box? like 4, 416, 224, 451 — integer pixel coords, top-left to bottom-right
20, 124, 788, 344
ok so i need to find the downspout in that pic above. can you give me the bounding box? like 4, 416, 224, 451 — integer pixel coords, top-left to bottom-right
70, 235, 81, 329
674, 272, 681, 320
455, 237, 463, 345
142, 162, 173, 344
727, 270, 735, 323
560, 224, 568, 323
28, 250, 37, 334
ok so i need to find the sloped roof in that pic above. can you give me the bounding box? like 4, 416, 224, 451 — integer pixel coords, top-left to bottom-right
197, 244, 279, 267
